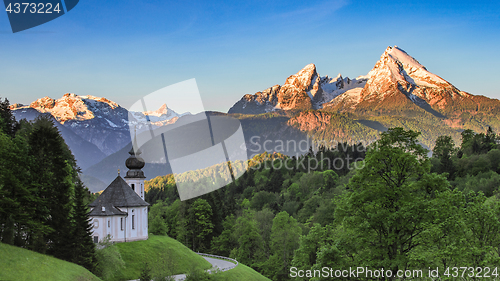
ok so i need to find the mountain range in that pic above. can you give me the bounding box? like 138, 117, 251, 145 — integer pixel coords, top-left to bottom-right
229, 46, 500, 147
10, 46, 500, 192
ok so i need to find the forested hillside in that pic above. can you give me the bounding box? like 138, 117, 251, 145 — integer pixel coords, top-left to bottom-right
146, 126, 500, 280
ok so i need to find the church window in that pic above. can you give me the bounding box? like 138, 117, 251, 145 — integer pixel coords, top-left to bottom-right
132, 215, 135, 229
108, 220, 110, 228
120, 218, 123, 230
93, 236, 98, 243
131, 184, 135, 191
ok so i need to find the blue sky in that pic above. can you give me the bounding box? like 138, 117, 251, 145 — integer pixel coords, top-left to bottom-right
0, 0, 499, 112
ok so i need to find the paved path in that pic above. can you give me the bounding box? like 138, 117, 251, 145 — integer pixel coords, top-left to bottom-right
131, 254, 238, 281
171, 256, 237, 280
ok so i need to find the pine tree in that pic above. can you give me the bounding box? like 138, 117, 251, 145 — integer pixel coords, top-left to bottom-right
71, 180, 97, 272
0, 97, 18, 137
28, 116, 77, 259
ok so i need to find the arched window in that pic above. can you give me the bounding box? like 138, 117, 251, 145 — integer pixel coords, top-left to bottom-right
131, 183, 135, 191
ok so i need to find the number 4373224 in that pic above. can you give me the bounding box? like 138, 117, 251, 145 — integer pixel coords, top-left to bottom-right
5, 3, 61, 14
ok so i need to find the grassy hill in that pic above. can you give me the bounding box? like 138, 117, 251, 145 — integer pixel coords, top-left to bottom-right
113, 235, 212, 280
0, 242, 101, 281
114, 235, 271, 281
218, 263, 272, 281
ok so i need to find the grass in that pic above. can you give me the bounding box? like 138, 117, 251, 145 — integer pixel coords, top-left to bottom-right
113, 234, 212, 280
218, 264, 272, 281
0, 242, 101, 281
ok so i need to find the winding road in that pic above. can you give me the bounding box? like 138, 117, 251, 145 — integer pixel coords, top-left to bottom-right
130, 253, 238, 281
171, 256, 237, 281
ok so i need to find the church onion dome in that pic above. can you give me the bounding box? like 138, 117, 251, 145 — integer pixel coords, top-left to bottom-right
125, 147, 145, 170
125, 130, 146, 179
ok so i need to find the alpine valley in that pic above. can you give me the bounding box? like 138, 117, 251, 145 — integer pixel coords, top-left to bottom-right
10, 46, 500, 192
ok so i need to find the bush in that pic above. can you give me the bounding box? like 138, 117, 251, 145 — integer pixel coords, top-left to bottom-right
95, 236, 125, 281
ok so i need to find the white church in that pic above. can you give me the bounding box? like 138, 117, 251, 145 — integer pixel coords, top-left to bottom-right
88, 144, 149, 243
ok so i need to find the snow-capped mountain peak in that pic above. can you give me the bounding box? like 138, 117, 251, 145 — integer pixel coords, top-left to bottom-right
11, 93, 123, 123
228, 64, 368, 114
143, 103, 169, 117
367, 46, 449, 88
128, 103, 188, 128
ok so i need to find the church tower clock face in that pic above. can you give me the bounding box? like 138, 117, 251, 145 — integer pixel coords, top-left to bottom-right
93, 219, 99, 229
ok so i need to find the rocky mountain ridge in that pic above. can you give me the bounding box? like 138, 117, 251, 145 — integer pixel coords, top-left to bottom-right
230, 46, 500, 136
228, 63, 368, 114
11, 94, 184, 156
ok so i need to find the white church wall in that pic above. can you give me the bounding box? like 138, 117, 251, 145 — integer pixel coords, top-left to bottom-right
126, 179, 145, 200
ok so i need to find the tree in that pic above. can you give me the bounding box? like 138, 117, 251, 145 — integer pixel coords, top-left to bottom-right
432, 135, 456, 179
0, 97, 18, 137
268, 211, 301, 281
70, 179, 97, 272
461, 192, 500, 267
0, 129, 45, 246
28, 116, 78, 259
232, 210, 265, 267
186, 198, 214, 252
211, 214, 237, 257
254, 208, 274, 258
335, 127, 450, 277
291, 223, 331, 280
149, 201, 169, 235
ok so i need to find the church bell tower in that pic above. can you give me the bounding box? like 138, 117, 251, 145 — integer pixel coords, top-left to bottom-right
124, 135, 146, 200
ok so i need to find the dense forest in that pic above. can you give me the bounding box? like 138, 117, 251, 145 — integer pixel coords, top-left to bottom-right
0, 98, 97, 274
146, 125, 500, 280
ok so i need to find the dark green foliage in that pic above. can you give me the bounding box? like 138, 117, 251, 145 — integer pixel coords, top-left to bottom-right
28, 116, 77, 260
0, 100, 96, 272
291, 223, 332, 281
460, 127, 499, 156
432, 135, 457, 179
211, 215, 237, 257
335, 128, 442, 274
232, 210, 265, 267
148, 201, 169, 235
186, 198, 214, 252
0, 97, 18, 137
71, 180, 97, 272
267, 211, 301, 281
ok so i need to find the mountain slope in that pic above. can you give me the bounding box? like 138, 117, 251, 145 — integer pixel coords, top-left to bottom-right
12, 108, 106, 170
11, 94, 186, 156
228, 64, 368, 114
326, 46, 500, 128
12, 93, 131, 155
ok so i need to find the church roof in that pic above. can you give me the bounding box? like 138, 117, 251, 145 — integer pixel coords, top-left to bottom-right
89, 176, 149, 217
